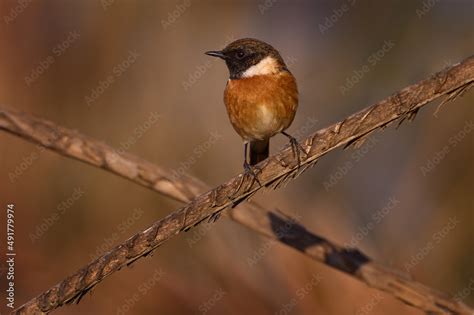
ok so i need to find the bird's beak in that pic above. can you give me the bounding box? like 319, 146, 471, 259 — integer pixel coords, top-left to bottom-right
205, 50, 227, 60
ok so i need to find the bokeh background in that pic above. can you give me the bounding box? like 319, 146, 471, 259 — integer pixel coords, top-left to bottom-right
0, 1, 473, 314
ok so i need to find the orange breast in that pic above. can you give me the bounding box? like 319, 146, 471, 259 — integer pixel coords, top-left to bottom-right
224, 71, 298, 141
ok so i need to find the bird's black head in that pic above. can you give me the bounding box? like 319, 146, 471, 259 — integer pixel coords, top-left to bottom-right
205, 38, 288, 79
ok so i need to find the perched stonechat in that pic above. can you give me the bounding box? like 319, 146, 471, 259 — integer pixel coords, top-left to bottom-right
206, 38, 301, 176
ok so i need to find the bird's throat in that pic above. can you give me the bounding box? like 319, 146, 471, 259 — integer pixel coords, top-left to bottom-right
241, 56, 280, 78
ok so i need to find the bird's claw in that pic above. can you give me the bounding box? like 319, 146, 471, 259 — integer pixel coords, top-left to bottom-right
229, 162, 262, 201
243, 161, 262, 188
285, 134, 307, 167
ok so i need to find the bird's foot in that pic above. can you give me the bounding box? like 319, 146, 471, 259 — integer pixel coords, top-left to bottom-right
243, 161, 262, 188
282, 132, 307, 167
231, 161, 262, 199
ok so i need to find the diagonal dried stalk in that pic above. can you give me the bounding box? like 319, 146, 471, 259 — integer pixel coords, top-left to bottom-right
3, 55, 473, 314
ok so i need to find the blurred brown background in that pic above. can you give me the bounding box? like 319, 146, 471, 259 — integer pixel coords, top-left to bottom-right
0, 0, 473, 314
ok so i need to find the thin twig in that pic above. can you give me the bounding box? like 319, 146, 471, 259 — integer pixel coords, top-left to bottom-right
2, 55, 473, 314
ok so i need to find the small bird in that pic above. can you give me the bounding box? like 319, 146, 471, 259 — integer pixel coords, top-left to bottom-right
205, 38, 301, 176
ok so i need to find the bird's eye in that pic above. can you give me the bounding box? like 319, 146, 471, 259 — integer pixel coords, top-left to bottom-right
235, 50, 246, 59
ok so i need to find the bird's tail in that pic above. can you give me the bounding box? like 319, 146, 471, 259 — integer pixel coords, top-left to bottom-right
249, 139, 269, 165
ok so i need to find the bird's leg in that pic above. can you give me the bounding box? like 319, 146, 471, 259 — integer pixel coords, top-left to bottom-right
281, 131, 307, 166
243, 142, 262, 187
243, 161, 262, 188
232, 142, 262, 198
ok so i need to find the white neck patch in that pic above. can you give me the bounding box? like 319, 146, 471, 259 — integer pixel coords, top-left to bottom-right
242, 56, 279, 78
